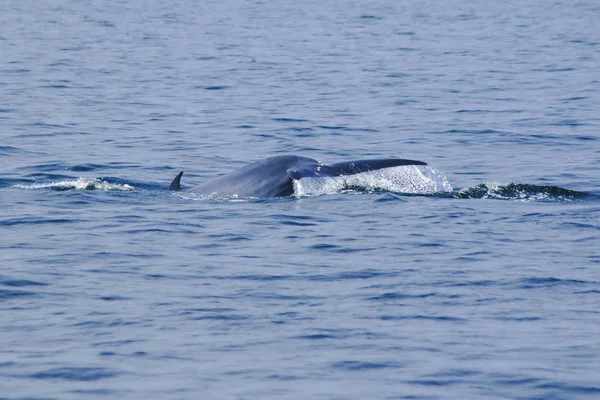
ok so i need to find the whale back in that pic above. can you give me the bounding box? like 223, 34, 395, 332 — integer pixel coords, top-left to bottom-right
188, 155, 320, 198
173, 155, 429, 198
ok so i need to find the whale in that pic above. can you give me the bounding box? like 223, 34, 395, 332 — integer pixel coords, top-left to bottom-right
168, 155, 428, 198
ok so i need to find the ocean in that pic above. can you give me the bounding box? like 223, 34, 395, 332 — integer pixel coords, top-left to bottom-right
1, 0, 600, 399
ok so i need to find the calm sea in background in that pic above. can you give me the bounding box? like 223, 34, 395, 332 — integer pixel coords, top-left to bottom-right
2, 0, 600, 399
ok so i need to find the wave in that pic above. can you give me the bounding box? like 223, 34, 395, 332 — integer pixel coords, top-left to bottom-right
454, 183, 592, 202
13, 178, 134, 191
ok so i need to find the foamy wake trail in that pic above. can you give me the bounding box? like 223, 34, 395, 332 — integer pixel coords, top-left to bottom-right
294, 165, 453, 196
14, 178, 134, 191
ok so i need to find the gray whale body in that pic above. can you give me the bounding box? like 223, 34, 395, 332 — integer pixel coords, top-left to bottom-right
169, 155, 427, 198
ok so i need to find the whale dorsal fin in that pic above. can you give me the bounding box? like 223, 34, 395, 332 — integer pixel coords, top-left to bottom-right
169, 171, 183, 191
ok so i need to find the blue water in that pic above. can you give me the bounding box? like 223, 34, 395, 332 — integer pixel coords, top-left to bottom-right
2, 0, 600, 398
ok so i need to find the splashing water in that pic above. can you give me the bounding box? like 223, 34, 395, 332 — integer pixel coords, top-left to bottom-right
294, 165, 453, 197
14, 178, 134, 191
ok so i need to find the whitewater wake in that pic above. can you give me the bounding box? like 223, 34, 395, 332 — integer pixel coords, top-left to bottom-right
11, 172, 593, 203
14, 178, 134, 191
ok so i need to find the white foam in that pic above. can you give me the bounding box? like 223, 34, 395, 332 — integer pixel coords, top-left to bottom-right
293, 165, 453, 197
14, 178, 134, 191
175, 192, 250, 202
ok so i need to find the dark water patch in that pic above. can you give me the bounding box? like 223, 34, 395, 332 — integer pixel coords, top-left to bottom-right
289, 130, 315, 138
177, 308, 236, 316
379, 315, 465, 322
196, 85, 230, 90
244, 292, 320, 302
563, 96, 589, 102
1, 217, 78, 227
191, 314, 249, 321
368, 292, 436, 301
267, 374, 299, 381
70, 389, 116, 395
21, 122, 69, 130
98, 295, 130, 301
455, 183, 592, 202
0, 398, 57, 400
272, 117, 309, 122
0, 362, 16, 368
551, 119, 585, 127
123, 228, 173, 234
373, 193, 408, 202
0, 179, 35, 188
0, 278, 47, 287
332, 361, 400, 371
295, 333, 338, 340
538, 67, 576, 73
359, 15, 383, 20
574, 135, 598, 141
394, 98, 418, 106
107, 214, 145, 222
575, 290, 600, 295
331, 246, 375, 254
72, 319, 137, 328
534, 381, 600, 394
69, 163, 106, 172
0, 68, 32, 73
493, 376, 541, 386
252, 132, 279, 139
220, 274, 292, 282
427, 369, 480, 378
47, 59, 73, 67
415, 241, 444, 247
207, 233, 251, 241
145, 274, 169, 280
0, 289, 39, 301
317, 125, 379, 133
443, 280, 496, 288
285, 127, 314, 132
38, 84, 71, 89
92, 339, 143, 348
561, 222, 599, 230
305, 269, 400, 282
29, 367, 119, 381
311, 243, 340, 250
18, 162, 67, 172
276, 215, 320, 226
517, 277, 591, 289
493, 316, 542, 322
408, 379, 459, 387
436, 128, 505, 135
387, 72, 409, 78
0, 146, 30, 156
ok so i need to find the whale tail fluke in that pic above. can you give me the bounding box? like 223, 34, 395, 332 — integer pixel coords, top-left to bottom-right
169, 171, 183, 191
327, 158, 427, 175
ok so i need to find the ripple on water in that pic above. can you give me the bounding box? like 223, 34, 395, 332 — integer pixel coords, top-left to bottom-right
28, 367, 119, 381
332, 361, 403, 371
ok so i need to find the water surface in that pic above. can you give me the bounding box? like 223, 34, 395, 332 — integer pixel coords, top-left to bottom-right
1, 0, 600, 399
